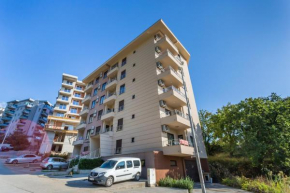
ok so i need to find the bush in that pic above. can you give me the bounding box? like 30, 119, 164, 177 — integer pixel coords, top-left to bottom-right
69, 158, 79, 168
49, 153, 69, 160
222, 174, 290, 193
158, 176, 194, 191
78, 158, 104, 170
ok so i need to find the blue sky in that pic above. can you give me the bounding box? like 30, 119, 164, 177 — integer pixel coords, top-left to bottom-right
0, 0, 289, 112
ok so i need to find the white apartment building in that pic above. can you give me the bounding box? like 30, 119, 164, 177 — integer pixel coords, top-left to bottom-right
73, 20, 209, 182
39, 74, 85, 155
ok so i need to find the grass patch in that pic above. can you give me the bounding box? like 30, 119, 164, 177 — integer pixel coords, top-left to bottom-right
158, 176, 194, 191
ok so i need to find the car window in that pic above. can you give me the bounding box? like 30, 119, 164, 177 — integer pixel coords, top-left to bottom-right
126, 161, 133, 168
43, 158, 49, 162
24, 155, 30, 158
53, 158, 59, 162
133, 160, 140, 167
60, 159, 66, 162
116, 161, 125, 170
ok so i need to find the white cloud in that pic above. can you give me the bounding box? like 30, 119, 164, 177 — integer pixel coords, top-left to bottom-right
0, 102, 7, 108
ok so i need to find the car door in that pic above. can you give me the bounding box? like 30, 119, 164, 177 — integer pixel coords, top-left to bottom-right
126, 160, 134, 180
23, 155, 31, 163
52, 158, 60, 168
114, 161, 127, 182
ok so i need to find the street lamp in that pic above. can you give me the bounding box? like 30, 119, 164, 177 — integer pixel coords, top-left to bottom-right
179, 67, 207, 193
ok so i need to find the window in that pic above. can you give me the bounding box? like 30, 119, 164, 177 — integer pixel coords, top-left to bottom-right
170, 160, 177, 166
62, 96, 68, 101
117, 118, 123, 131
133, 160, 140, 167
102, 82, 107, 91
103, 70, 108, 79
132, 95, 135, 99
66, 80, 72, 85
97, 110, 103, 120
56, 113, 64, 117
119, 84, 125, 95
73, 100, 79, 105
127, 161, 133, 168
75, 93, 81, 97
121, 57, 127, 66
100, 95, 105, 105
133, 63, 136, 67
132, 114, 135, 119
93, 88, 98, 96
131, 137, 135, 143
84, 146, 89, 152
141, 160, 146, 167
132, 78, 135, 82
118, 100, 124, 112
91, 100, 96, 109
85, 130, 90, 140
88, 114, 94, 123
70, 108, 77, 113
95, 126, 101, 135
95, 77, 99, 84
64, 89, 71, 93
133, 50, 136, 54
59, 104, 66, 109
76, 86, 82, 90
116, 161, 125, 169
121, 70, 126, 80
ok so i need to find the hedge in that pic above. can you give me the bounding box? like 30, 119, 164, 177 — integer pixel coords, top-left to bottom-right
69, 158, 104, 170
158, 176, 194, 191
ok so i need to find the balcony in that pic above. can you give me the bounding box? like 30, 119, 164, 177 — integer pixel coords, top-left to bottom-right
105, 78, 118, 91
2, 116, 12, 121
101, 109, 115, 121
79, 107, 89, 117
62, 82, 74, 89
156, 49, 183, 70
70, 103, 82, 108
59, 90, 71, 96
76, 122, 86, 130
157, 66, 183, 88
159, 86, 186, 108
23, 109, 31, 114
155, 35, 179, 56
0, 123, 8, 127
161, 110, 190, 130
82, 95, 91, 105
53, 107, 67, 113
41, 111, 48, 116
163, 139, 194, 157
5, 110, 15, 116
17, 120, 26, 126
7, 104, 17, 109
103, 93, 117, 105
56, 98, 70, 104
84, 84, 93, 93
38, 117, 48, 123
20, 115, 29, 119
107, 65, 119, 78
73, 138, 84, 146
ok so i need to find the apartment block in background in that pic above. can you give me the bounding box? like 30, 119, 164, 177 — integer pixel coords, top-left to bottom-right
73, 20, 209, 182
0, 99, 53, 150
39, 74, 85, 155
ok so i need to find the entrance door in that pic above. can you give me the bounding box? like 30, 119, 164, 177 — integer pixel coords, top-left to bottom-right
116, 139, 122, 154
184, 160, 200, 182
167, 133, 174, 145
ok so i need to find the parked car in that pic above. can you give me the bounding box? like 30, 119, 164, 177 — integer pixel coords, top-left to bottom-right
0, 146, 10, 152
88, 157, 141, 187
1, 144, 13, 150
5, 154, 41, 164
40, 157, 68, 170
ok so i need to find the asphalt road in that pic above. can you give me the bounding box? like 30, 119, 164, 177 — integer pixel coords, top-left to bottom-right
0, 159, 249, 193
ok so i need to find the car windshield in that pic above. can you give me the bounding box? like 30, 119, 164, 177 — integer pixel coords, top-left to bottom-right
99, 160, 117, 169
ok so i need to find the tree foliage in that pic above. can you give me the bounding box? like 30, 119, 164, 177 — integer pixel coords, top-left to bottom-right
199, 93, 290, 174
5, 131, 30, 151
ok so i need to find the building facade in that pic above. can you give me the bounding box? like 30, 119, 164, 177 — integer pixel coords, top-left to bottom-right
73, 20, 209, 181
0, 99, 53, 150
39, 74, 85, 155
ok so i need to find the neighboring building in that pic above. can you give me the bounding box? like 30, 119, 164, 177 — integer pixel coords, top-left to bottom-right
0, 99, 53, 150
73, 20, 209, 182
39, 74, 85, 155
0, 107, 4, 119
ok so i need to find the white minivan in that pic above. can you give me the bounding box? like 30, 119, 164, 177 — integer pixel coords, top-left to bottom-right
88, 157, 142, 187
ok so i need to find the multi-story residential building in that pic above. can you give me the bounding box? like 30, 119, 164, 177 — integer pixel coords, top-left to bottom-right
0, 107, 4, 118
73, 20, 209, 182
39, 74, 85, 155
0, 99, 53, 149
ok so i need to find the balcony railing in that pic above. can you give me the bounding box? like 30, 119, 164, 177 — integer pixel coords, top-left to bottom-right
166, 66, 182, 79
107, 92, 116, 98
115, 147, 122, 154
108, 77, 117, 84
104, 109, 114, 114
158, 49, 183, 65
116, 125, 123, 131
110, 63, 118, 71
118, 106, 124, 112
163, 139, 193, 147
165, 109, 189, 120
162, 86, 185, 98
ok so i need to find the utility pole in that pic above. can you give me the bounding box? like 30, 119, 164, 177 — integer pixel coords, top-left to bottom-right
180, 67, 206, 193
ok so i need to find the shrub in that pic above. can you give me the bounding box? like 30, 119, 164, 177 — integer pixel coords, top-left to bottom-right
158, 176, 194, 191
49, 153, 69, 160
78, 158, 104, 170
69, 158, 79, 168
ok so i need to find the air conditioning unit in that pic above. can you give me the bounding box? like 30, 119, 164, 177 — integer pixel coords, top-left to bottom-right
161, 125, 169, 132
98, 84, 101, 89
156, 62, 163, 70
155, 46, 161, 54
100, 72, 103, 78
159, 100, 166, 108
154, 33, 162, 40
158, 79, 165, 87
90, 127, 95, 134
96, 97, 99, 102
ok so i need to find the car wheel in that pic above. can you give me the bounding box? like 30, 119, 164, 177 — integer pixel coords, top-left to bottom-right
32, 159, 38, 163
12, 160, 18, 164
105, 176, 114, 187
47, 165, 53, 170
135, 172, 141, 181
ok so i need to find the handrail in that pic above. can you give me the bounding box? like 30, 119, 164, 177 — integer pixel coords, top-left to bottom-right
108, 77, 117, 83
165, 109, 189, 120
163, 139, 193, 147
162, 86, 185, 98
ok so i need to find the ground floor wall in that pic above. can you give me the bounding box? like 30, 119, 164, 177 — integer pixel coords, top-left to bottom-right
102, 150, 209, 182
